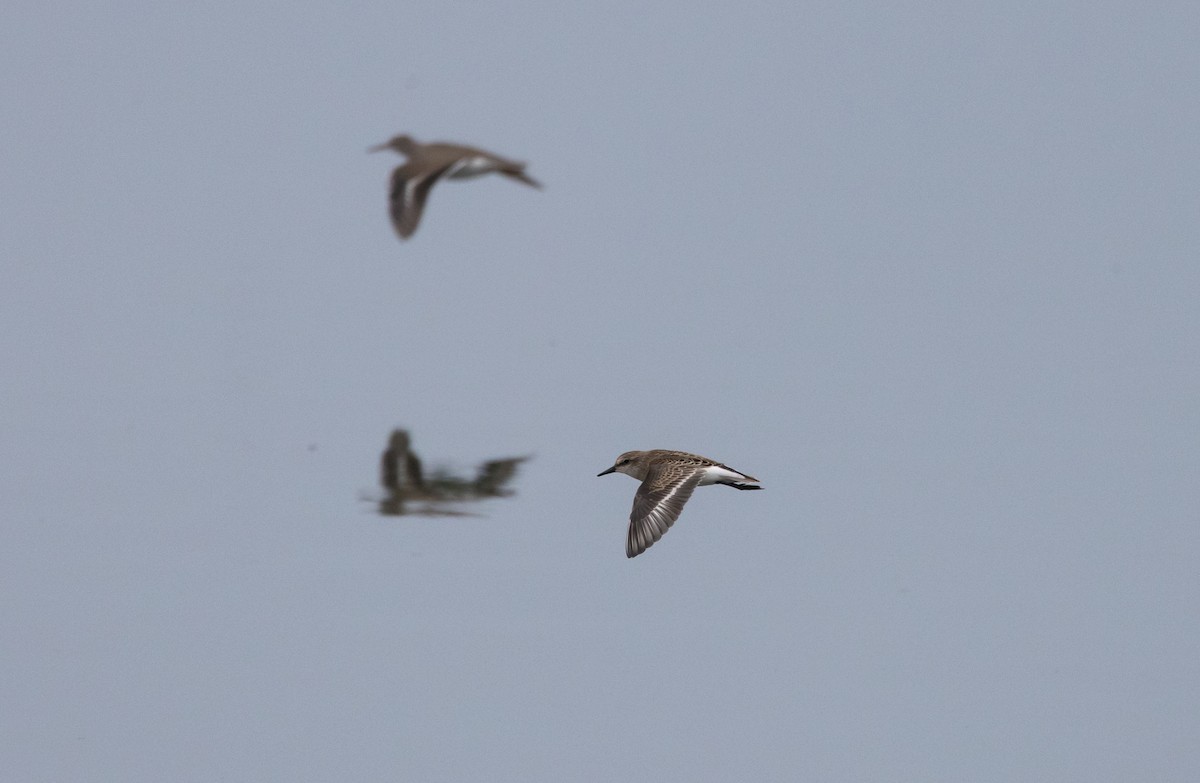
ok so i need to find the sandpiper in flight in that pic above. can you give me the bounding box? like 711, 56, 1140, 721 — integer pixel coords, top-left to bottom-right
369, 134, 541, 240
597, 450, 762, 558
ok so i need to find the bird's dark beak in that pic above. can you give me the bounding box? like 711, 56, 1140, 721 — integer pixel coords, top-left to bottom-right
367, 142, 388, 153
597, 466, 616, 477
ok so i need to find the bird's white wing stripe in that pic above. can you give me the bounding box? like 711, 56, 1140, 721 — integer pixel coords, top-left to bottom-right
644, 478, 687, 528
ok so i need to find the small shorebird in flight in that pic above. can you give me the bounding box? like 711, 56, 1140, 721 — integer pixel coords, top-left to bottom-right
375, 428, 531, 516
597, 450, 762, 558
369, 134, 541, 240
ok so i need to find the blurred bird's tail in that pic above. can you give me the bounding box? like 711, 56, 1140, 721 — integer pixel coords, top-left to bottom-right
502, 167, 542, 189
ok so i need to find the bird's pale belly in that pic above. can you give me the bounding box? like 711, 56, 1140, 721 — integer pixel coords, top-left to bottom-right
697, 465, 745, 485
446, 156, 500, 179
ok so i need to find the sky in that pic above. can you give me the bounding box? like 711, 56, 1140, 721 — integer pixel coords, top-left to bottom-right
2, 1, 1199, 780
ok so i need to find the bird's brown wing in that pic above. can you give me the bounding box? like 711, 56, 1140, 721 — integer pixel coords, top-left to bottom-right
626, 468, 702, 558
388, 162, 452, 239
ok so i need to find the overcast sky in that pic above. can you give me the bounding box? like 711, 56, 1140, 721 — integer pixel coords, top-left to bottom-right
2, 2, 1199, 781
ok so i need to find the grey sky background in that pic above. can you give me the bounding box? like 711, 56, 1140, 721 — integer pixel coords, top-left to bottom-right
2, 1, 1198, 780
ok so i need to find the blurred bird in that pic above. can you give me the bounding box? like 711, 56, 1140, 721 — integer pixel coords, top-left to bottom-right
375, 428, 530, 516
369, 134, 541, 239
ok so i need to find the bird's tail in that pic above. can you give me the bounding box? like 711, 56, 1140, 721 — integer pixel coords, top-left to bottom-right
502, 167, 542, 189
717, 480, 762, 491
